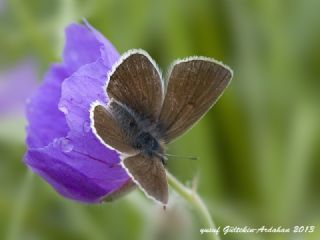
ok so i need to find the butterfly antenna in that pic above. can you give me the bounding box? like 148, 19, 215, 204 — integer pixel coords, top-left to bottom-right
153, 152, 168, 165
164, 153, 198, 161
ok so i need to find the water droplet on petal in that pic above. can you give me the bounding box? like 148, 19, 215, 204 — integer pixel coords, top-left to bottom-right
83, 121, 91, 133
59, 105, 68, 114
60, 138, 73, 153
52, 138, 60, 148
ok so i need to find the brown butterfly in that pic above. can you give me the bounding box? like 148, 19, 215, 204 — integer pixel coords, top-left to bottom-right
90, 49, 233, 205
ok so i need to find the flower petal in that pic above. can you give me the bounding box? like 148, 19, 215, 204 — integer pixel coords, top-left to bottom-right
63, 22, 120, 75
57, 58, 132, 201
26, 140, 131, 203
25, 22, 131, 203
59, 58, 117, 161
26, 64, 69, 148
0, 60, 38, 115
83, 20, 120, 67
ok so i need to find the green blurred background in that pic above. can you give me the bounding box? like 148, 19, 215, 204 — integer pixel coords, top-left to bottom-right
0, 0, 320, 239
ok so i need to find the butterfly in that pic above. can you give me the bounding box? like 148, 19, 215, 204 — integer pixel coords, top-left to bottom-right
90, 49, 233, 205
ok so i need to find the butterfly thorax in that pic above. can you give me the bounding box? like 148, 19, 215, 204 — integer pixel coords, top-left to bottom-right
134, 131, 165, 161
135, 132, 159, 154
107, 100, 165, 163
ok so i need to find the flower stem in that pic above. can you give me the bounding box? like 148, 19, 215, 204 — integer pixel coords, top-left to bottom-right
167, 172, 221, 240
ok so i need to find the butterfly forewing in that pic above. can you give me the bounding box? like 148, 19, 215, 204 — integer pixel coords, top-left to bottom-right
122, 153, 168, 204
159, 59, 232, 143
107, 50, 164, 122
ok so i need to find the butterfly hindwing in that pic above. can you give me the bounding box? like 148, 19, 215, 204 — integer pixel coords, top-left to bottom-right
107, 50, 164, 122
158, 58, 233, 143
122, 153, 168, 204
91, 100, 139, 155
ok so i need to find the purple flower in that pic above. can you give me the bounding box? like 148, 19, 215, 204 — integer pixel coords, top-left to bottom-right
0, 60, 37, 116
25, 22, 135, 203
